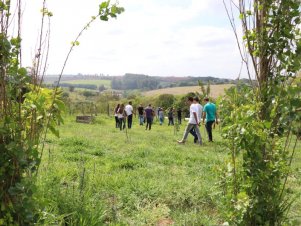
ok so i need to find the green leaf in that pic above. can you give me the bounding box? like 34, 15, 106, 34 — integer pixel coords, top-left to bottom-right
264, 121, 272, 129
100, 15, 109, 21
49, 125, 59, 137
18, 67, 27, 76
99, 1, 109, 10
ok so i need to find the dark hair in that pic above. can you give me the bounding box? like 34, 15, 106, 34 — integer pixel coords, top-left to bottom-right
118, 104, 125, 114
187, 97, 193, 102
129, 101, 132, 105
114, 104, 120, 113
204, 97, 209, 102
193, 96, 199, 102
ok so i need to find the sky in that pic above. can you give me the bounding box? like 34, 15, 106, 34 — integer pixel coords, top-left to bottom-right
16, 0, 245, 79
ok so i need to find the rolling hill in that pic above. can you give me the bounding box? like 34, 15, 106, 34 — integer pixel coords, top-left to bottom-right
143, 84, 233, 98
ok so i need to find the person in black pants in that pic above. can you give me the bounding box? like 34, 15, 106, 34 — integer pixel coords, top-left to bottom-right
177, 108, 182, 125
168, 107, 174, 126
144, 104, 154, 130
114, 104, 120, 128
125, 101, 134, 129
202, 97, 218, 142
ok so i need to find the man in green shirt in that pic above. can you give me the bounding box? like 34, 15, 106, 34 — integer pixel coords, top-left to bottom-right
202, 97, 218, 142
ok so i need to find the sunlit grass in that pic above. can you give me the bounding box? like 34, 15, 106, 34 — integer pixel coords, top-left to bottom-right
36, 115, 301, 225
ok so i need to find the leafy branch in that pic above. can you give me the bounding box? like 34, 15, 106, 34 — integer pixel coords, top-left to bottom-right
38, 0, 124, 170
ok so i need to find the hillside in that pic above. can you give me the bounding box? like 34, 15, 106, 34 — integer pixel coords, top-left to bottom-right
44, 74, 243, 91
143, 84, 233, 98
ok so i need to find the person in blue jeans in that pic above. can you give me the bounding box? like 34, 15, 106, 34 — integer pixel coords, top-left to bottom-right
158, 107, 164, 125
177, 97, 202, 145
190, 96, 203, 143
202, 97, 218, 142
137, 104, 144, 126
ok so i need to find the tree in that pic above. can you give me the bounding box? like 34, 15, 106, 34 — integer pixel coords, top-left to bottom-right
0, 0, 124, 224
221, 0, 301, 224
69, 85, 75, 92
98, 84, 106, 92
156, 94, 175, 110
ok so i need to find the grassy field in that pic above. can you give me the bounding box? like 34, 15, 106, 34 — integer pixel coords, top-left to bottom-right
65, 79, 111, 88
143, 84, 234, 98
36, 115, 301, 225
44, 79, 111, 88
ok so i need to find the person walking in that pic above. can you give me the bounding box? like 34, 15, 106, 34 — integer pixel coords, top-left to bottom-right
114, 104, 120, 128
125, 101, 134, 129
177, 108, 182, 125
137, 104, 144, 126
177, 97, 202, 145
158, 107, 164, 125
117, 104, 126, 131
168, 107, 174, 126
202, 97, 218, 142
144, 104, 154, 130
190, 96, 203, 143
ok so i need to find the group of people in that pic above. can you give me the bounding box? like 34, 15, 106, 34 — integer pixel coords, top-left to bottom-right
177, 96, 218, 145
113, 97, 218, 143
114, 102, 157, 131
114, 101, 134, 130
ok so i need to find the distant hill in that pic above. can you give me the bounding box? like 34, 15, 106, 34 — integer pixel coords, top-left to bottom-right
44, 73, 251, 91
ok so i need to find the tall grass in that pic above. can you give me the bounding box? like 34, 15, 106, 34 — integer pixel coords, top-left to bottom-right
36, 115, 301, 225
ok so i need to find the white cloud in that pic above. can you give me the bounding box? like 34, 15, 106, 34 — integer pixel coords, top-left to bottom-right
15, 0, 245, 78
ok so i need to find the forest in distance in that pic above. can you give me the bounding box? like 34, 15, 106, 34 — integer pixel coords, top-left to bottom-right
44, 73, 252, 91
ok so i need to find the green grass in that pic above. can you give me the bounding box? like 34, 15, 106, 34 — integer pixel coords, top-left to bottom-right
44, 79, 111, 88
65, 79, 111, 88
36, 115, 301, 225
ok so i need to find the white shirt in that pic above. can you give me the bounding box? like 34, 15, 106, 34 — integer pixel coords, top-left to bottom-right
194, 103, 203, 123
125, 104, 133, 116
188, 104, 198, 124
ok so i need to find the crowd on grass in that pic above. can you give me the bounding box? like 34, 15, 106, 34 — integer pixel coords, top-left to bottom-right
113, 96, 218, 144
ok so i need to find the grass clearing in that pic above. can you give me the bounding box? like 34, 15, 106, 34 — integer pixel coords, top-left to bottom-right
66, 79, 111, 87
36, 115, 301, 225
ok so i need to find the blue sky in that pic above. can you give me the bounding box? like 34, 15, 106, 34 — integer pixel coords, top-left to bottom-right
19, 0, 245, 79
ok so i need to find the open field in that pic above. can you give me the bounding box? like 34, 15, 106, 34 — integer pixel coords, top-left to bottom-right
143, 84, 234, 98
44, 79, 111, 88
65, 79, 111, 88
37, 115, 301, 225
